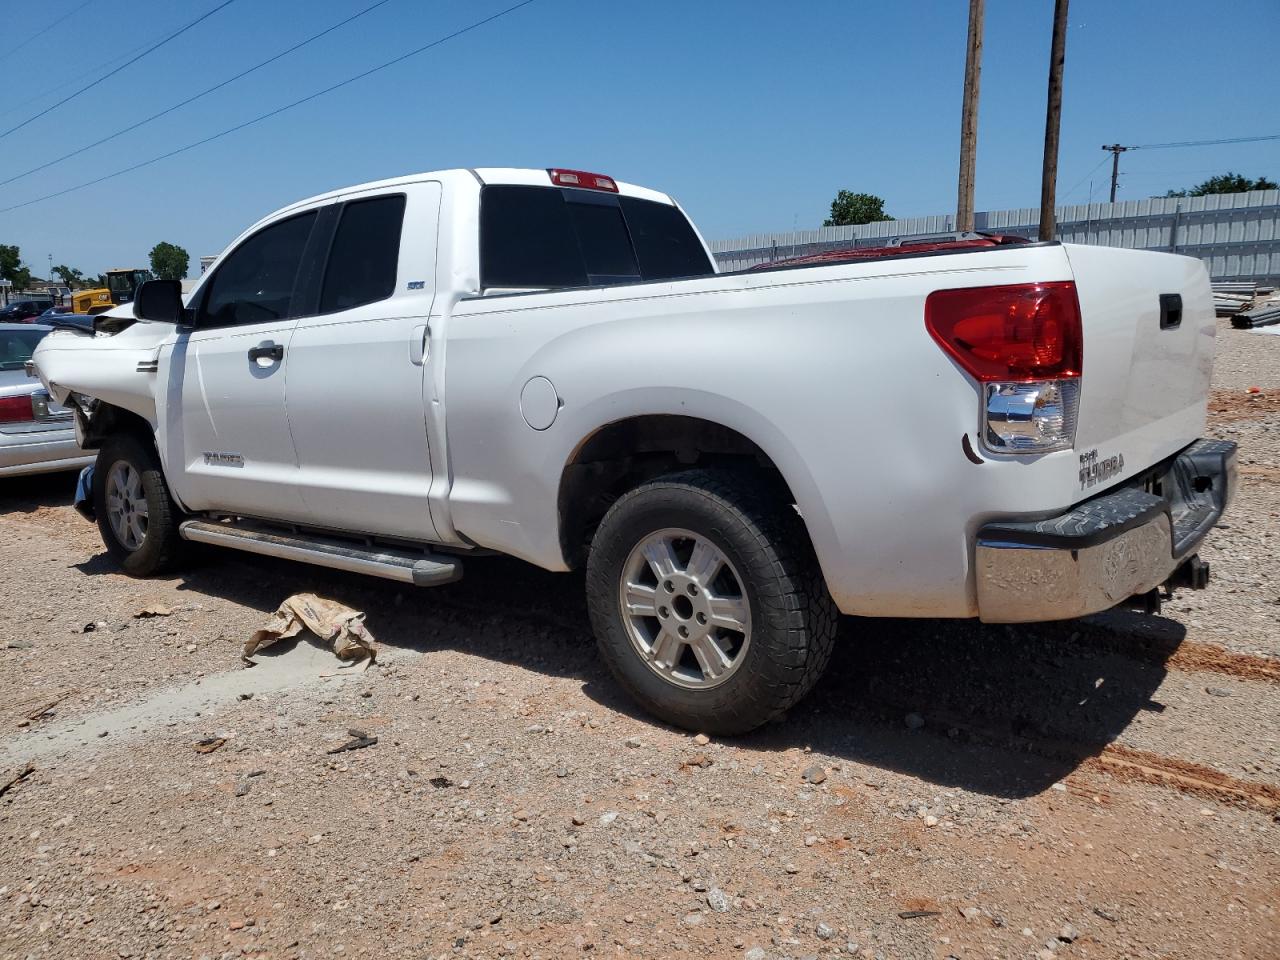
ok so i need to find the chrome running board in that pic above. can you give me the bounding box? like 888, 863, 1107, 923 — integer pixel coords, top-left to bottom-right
179, 519, 463, 587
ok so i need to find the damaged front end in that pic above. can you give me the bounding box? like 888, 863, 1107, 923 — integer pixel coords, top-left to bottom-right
68, 392, 99, 449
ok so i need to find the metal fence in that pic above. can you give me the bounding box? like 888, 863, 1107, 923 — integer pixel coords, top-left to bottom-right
710, 189, 1280, 283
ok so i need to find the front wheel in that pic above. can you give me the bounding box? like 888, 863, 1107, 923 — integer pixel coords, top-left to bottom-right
585, 470, 837, 735
93, 434, 184, 576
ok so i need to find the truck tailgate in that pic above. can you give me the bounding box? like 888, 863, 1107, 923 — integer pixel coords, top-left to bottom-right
1064, 243, 1214, 495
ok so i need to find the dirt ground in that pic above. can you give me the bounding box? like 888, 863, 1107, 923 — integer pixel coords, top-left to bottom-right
1, 320, 1277, 960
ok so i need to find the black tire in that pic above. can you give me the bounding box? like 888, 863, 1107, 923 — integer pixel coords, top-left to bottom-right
585, 469, 838, 735
93, 433, 184, 576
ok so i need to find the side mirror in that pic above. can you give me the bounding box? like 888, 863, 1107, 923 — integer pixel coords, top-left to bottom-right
133, 279, 184, 323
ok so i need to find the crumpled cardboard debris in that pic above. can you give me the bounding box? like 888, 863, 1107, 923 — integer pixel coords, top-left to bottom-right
244, 593, 377, 669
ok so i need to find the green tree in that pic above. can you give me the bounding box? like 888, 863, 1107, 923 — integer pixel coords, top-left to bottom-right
823, 191, 894, 227
1164, 172, 1278, 197
148, 241, 190, 281
52, 264, 85, 289
1, 243, 33, 291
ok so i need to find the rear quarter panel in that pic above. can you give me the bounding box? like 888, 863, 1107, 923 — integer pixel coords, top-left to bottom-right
442, 244, 1091, 618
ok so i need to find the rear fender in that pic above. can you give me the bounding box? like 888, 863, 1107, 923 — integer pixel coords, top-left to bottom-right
557, 389, 841, 587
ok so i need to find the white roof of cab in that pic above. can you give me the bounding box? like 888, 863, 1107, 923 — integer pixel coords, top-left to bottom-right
472, 167, 673, 205
271, 167, 674, 222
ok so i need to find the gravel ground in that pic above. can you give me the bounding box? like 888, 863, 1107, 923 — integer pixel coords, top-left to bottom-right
0, 320, 1276, 960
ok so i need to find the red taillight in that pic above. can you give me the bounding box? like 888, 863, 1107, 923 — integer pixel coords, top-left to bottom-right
547, 168, 618, 192
0, 395, 35, 424
925, 281, 1083, 382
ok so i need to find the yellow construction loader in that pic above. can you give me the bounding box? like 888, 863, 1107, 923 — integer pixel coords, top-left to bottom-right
72, 268, 154, 315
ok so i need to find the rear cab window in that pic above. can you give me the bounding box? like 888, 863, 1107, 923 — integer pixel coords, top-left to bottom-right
480, 185, 713, 292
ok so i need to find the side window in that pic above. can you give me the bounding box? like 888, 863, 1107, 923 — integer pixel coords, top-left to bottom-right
198, 211, 316, 328
319, 194, 406, 313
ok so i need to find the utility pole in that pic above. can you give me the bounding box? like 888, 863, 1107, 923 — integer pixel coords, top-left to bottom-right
1101, 143, 1129, 202
1038, 0, 1070, 241
956, 0, 985, 233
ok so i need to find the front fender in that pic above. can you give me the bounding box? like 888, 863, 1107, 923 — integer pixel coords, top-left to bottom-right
33, 327, 162, 427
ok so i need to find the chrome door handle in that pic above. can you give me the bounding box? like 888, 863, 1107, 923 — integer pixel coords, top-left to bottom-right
410, 323, 430, 365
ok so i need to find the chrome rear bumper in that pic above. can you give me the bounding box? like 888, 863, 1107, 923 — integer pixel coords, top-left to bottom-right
975, 438, 1236, 623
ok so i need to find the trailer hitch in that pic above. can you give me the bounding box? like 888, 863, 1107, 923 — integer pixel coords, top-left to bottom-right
1123, 554, 1210, 617
1167, 554, 1211, 591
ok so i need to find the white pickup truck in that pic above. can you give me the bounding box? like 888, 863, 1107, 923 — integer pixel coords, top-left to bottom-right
34, 167, 1235, 734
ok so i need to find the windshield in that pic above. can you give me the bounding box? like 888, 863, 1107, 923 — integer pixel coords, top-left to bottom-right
0, 328, 45, 370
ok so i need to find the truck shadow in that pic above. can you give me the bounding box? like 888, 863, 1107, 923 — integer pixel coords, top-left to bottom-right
744, 614, 1181, 798
144, 548, 1181, 800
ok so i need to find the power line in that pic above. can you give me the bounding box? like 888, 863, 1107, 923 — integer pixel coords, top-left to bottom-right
1066, 133, 1278, 203
0, 0, 239, 142
0, 0, 397, 189
1132, 134, 1280, 150
6, 0, 99, 56
0, 21, 204, 121
0, 0, 539, 216
1098, 133, 1280, 201
1061, 154, 1111, 203
1120, 167, 1256, 177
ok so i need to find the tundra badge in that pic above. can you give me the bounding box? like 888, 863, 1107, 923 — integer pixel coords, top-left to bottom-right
1079, 448, 1124, 490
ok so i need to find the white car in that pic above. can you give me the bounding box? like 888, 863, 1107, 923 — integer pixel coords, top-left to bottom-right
33, 167, 1234, 733
0, 323, 92, 479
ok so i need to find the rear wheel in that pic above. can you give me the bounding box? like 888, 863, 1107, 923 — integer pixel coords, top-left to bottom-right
93, 434, 183, 576
586, 469, 837, 735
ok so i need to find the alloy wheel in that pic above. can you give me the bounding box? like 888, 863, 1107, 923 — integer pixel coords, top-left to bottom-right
618, 528, 752, 689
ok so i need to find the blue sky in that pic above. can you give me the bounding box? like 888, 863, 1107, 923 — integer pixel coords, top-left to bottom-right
1, 0, 1277, 277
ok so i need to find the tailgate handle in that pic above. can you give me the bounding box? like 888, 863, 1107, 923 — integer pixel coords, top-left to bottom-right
1159, 293, 1182, 330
